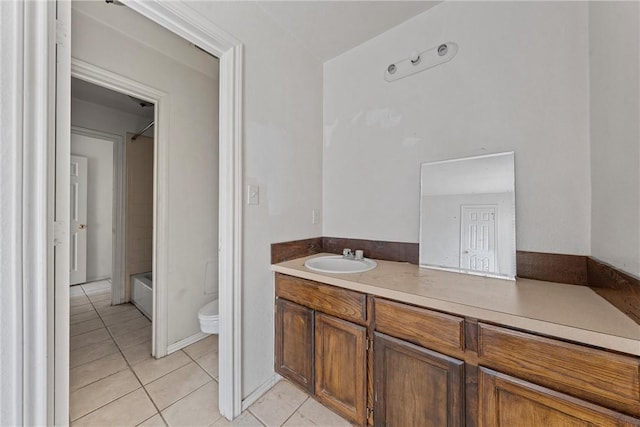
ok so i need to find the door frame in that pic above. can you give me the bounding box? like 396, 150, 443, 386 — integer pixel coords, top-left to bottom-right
53, 2, 245, 424
71, 59, 171, 359
119, 3, 245, 418
70, 126, 125, 303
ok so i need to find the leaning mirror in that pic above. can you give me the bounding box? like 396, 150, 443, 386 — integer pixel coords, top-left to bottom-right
419, 152, 516, 280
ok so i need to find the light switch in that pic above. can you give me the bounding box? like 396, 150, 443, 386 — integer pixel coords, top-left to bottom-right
312, 209, 320, 225
247, 185, 259, 205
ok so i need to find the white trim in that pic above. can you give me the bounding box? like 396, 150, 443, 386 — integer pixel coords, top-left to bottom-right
53, 2, 71, 425
70, 59, 171, 359
124, 1, 245, 419
1, 3, 27, 425
166, 332, 212, 355
70, 126, 125, 304
0, 1, 53, 425
241, 374, 282, 411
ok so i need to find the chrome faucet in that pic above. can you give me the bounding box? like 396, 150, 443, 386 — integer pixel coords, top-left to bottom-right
343, 248, 365, 261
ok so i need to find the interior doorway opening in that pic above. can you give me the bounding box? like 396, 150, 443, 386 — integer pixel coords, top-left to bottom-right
70, 76, 156, 309
53, 2, 245, 423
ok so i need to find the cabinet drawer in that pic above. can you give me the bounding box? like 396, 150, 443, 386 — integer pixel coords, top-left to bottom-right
374, 298, 464, 353
479, 367, 640, 427
275, 273, 366, 324
478, 323, 640, 417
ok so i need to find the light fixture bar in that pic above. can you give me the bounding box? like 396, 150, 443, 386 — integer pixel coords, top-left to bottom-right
384, 42, 459, 82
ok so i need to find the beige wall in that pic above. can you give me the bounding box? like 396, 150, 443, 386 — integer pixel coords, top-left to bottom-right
589, 1, 640, 276
125, 134, 154, 298
323, 2, 591, 256
185, 2, 324, 398
72, 1, 220, 346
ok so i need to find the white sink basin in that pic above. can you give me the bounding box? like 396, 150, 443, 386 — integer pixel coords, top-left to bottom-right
304, 255, 377, 274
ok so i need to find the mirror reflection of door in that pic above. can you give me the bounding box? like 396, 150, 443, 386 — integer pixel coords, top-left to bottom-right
70, 155, 88, 285
419, 151, 516, 280
460, 205, 497, 272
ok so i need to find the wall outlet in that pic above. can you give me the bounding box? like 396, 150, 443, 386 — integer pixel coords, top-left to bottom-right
247, 185, 259, 205
312, 209, 321, 225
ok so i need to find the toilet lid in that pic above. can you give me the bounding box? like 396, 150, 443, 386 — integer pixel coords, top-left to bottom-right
199, 300, 219, 318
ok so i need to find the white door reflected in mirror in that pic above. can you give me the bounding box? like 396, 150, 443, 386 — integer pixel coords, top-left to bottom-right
419, 152, 516, 280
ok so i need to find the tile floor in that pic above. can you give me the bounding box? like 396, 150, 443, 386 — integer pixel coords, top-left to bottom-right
70, 280, 352, 426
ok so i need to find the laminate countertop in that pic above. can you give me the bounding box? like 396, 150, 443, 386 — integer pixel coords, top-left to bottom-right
272, 253, 640, 356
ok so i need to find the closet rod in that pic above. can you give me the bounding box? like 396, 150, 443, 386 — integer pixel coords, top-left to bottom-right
131, 120, 154, 141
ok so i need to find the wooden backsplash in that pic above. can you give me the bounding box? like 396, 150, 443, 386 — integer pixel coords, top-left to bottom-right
271, 237, 640, 325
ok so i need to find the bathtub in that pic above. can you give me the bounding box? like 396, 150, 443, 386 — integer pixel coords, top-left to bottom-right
131, 272, 152, 320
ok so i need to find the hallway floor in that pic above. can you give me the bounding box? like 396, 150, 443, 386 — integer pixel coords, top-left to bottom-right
69, 280, 351, 426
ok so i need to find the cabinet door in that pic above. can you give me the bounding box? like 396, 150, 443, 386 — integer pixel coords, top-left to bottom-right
479, 368, 640, 427
275, 298, 314, 392
315, 313, 367, 425
374, 333, 464, 427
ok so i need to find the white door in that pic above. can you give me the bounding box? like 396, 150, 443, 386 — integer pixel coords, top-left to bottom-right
460, 205, 497, 273
70, 155, 88, 285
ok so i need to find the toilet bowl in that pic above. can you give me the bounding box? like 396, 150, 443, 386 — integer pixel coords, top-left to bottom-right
198, 299, 219, 334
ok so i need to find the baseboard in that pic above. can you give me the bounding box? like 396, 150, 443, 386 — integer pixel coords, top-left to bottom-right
85, 275, 111, 283
166, 331, 211, 355
241, 374, 282, 411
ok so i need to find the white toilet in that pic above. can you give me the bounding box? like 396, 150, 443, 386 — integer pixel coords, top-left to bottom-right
198, 299, 219, 334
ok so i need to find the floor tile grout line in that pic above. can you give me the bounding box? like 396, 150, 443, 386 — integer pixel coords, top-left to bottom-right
181, 344, 217, 382
245, 407, 268, 427
70, 295, 127, 391
69, 334, 114, 354
69, 365, 130, 394
130, 350, 193, 387
78, 287, 169, 426
70, 285, 221, 427
104, 325, 169, 426
272, 393, 311, 426
70, 386, 144, 424
137, 411, 166, 427
72, 286, 160, 423
154, 377, 216, 418
69, 322, 106, 338
137, 342, 218, 424
87, 291, 173, 426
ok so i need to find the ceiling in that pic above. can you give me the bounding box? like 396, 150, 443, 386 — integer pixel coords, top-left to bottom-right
71, 77, 155, 119
71, 2, 440, 110
256, 1, 441, 62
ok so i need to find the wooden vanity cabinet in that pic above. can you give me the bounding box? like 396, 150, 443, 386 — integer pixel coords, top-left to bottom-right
374, 333, 465, 427
275, 298, 314, 393
372, 298, 640, 427
477, 323, 640, 419
315, 313, 367, 424
479, 368, 640, 427
373, 298, 466, 426
275, 274, 640, 426
274, 274, 368, 426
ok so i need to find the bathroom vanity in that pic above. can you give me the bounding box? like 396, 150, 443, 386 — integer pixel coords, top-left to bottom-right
272, 255, 640, 426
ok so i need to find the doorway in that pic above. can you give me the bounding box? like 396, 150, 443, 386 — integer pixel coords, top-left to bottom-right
70, 77, 155, 306
54, 2, 244, 424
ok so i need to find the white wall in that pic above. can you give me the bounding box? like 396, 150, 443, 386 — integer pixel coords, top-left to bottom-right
72, 2, 220, 346
71, 97, 152, 282
183, 2, 324, 398
323, 2, 591, 255
589, 1, 640, 277
71, 132, 114, 282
